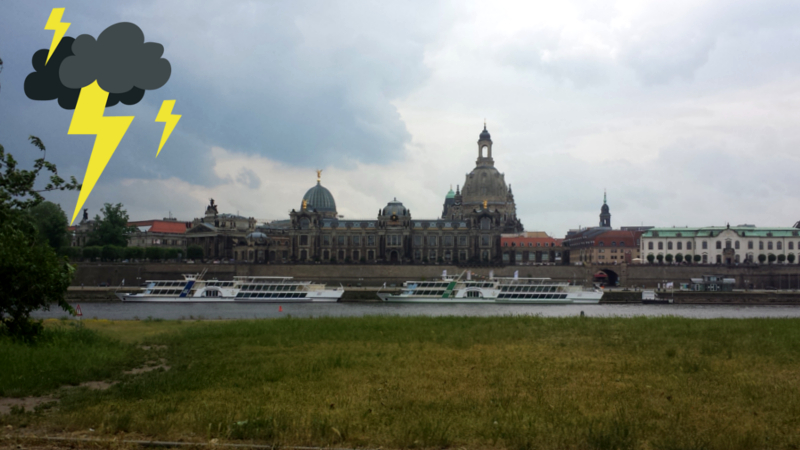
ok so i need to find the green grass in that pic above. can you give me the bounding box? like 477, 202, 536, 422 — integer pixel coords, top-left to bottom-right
0, 321, 144, 397
5, 316, 800, 449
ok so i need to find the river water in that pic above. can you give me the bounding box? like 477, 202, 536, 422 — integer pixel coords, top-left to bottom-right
31, 302, 800, 321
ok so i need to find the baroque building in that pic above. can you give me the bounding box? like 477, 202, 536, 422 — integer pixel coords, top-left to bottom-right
283, 125, 524, 264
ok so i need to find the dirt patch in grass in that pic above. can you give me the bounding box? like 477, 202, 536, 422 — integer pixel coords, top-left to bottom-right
0, 397, 56, 415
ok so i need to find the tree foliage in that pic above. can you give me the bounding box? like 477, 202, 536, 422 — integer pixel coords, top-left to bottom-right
694, 254, 702, 263
788, 253, 796, 264
28, 201, 69, 250
758, 254, 767, 264
675, 253, 684, 263
646, 254, 655, 264
146, 246, 164, 261
187, 245, 204, 260
85, 203, 134, 247
0, 137, 80, 340
665, 254, 673, 263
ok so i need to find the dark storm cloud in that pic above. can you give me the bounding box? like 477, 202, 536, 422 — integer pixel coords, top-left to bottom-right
24, 37, 145, 109
60, 22, 171, 93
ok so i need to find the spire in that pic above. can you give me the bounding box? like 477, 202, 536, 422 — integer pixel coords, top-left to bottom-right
604, 189, 607, 204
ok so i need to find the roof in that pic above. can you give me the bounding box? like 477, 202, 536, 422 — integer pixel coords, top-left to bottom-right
642, 226, 800, 238
502, 235, 563, 247
479, 124, 491, 141
302, 181, 337, 212
128, 220, 190, 234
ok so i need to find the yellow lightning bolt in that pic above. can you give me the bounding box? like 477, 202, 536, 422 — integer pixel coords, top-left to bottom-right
68, 81, 134, 224
44, 8, 70, 65
155, 100, 181, 157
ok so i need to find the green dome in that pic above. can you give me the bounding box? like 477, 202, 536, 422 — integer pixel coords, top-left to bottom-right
302, 181, 337, 213
446, 187, 455, 199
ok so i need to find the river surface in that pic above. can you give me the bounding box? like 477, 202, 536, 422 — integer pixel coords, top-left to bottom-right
31, 302, 800, 320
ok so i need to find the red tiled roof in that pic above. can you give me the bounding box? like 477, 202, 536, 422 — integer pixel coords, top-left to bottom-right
501, 236, 563, 248
128, 220, 190, 234
593, 230, 643, 247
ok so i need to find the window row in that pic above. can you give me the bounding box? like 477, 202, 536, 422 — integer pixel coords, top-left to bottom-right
647, 240, 795, 251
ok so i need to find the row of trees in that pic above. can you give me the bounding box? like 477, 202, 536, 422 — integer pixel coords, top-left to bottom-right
63, 244, 205, 261
647, 253, 797, 264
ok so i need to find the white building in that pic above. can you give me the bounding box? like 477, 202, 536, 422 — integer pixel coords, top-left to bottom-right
640, 225, 800, 264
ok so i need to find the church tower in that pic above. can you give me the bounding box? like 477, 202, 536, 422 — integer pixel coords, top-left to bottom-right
476, 122, 494, 166
599, 191, 611, 227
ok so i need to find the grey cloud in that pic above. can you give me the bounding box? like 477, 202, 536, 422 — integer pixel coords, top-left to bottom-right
236, 169, 261, 189
60, 22, 170, 93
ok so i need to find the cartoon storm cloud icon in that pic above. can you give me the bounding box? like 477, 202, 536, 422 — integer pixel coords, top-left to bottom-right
25, 9, 181, 224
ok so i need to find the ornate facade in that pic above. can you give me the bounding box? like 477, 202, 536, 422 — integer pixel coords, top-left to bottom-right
285, 125, 524, 264
187, 125, 524, 263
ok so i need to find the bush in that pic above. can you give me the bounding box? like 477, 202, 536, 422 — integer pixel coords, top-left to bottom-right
187, 245, 204, 260
758, 254, 767, 264
646, 254, 655, 264
778, 254, 786, 263
665, 254, 673, 263
694, 254, 702, 263
164, 248, 181, 260
64, 247, 82, 260
101, 245, 123, 261
768, 254, 777, 264
656, 254, 664, 263
789, 253, 796, 264
123, 247, 144, 260
82, 246, 102, 261
675, 253, 683, 263
145, 247, 164, 261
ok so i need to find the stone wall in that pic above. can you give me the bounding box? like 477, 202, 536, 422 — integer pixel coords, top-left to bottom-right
71, 262, 800, 290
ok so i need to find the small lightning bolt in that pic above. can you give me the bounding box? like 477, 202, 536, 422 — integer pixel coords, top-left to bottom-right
68, 81, 134, 225
44, 8, 70, 65
155, 100, 181, 157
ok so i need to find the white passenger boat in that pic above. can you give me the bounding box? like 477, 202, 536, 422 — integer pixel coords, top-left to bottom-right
117, 271, 343, 303
377, 271, 602, 304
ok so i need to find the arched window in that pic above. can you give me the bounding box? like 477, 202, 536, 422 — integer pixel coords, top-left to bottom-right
300, 218, 310, 230
735, 241, 740, 249
611, 242, 617, 247
790, 242, 795, 250
667, 242, 673, 250
716, 241, 722, 249
648, 242, 653, 250
658, 242, 663, 250
480, 217, 491, 230
777, 241, 783, 250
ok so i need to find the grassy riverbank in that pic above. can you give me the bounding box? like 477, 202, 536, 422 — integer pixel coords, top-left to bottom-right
3, 316, 800, 449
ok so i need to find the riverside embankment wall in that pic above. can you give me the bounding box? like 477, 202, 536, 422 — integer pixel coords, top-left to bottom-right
72, 262, 800, 290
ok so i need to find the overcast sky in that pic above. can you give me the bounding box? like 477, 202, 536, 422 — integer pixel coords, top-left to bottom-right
3, 0, 800, 236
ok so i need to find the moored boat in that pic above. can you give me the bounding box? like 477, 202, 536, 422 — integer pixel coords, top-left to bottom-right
117, 271, 343, 303
377, 271, 602, 304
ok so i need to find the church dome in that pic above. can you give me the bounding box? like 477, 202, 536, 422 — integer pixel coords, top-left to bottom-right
461, 165, 508, 206
382, 198, 408, 216
302, 181, 337, 212
445, 187, 455, 199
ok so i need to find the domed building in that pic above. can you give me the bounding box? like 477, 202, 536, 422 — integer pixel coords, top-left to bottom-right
301, 176, 337, 218
444, 124, 523, 234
